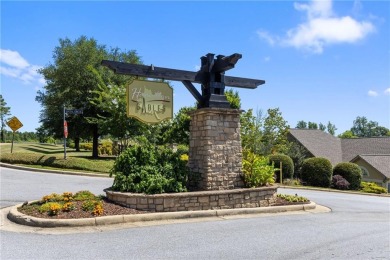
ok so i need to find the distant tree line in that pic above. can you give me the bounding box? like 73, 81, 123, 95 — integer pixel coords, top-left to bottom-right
339, 116, 390, 138
1, 130, 39, 143
295, 117, 389, 138
295, 120, 337, 135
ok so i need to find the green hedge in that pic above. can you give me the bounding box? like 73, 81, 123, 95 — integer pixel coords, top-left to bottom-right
0, 152, 112, 173
268, 154, 294, 182
301, 157, 332, 188
333, 162, 362, 190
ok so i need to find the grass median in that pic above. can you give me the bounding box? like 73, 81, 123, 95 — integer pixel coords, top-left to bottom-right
0, 142, 114, 174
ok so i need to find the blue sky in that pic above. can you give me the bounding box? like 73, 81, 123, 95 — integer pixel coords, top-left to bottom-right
1, 0, 389, 135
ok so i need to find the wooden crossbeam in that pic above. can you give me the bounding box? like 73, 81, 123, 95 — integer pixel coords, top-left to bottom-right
101, 60, 265, 89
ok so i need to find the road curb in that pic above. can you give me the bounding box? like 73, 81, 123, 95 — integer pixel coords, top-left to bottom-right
7, 201, 317, 228
279, 185, 390, 197
0, 162, 111, 178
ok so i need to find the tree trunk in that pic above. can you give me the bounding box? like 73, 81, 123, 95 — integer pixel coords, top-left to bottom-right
92, 125, 99, 158
75, 137, 80, 152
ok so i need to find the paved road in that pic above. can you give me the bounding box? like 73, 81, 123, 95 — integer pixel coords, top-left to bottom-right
1, 167, 389, 260
0, 167, 112, 208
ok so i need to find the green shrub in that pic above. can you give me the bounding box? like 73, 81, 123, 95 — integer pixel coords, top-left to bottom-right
301, 157, 332, 188
73, 190, 97, 201
62, 202, 75, 212
81, 143, 93, 151
268, 154, 294, 182
82, 200, 102, 212
333, 162, 362, 190
41, 193, 64, 203
110, 142, 189, 194
242, 151, 276, 187
360, 182, 387, 194
277, 193, 309, 203
39, 202, 62, 215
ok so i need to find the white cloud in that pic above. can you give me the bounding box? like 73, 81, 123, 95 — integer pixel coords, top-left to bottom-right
0, 49, 29, 68
257, 30, 276, 46
258, 0, 375, 54
0, 49, 44, 86
263, 56, 271, 62
384, 88, 390, 95
368, 90, 378, 97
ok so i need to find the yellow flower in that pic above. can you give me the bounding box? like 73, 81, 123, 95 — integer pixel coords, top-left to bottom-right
92, 204, 104, 216
180, 154, 189, 161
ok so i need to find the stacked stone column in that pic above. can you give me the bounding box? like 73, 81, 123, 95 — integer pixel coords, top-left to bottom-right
188, 107, 244, 191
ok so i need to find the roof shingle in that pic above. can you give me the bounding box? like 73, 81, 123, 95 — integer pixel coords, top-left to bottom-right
288, 129, 342, 165
288, 129, 390, 177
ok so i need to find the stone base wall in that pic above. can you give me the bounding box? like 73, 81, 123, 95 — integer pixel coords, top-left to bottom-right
188, 107, 244, 191
105, 186, 277, 212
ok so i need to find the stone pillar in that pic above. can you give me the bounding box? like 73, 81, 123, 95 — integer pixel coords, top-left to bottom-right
188, 107, 244, 191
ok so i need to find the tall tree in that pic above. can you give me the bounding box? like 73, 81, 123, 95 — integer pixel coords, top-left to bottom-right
350, 116, 389, 137
225, 89, 241, 109
308, 122, 318, 129
262, 108, 289, 154
319, 123, 326, 131
296, 120, 307, 129
89, 83, 147, 150
240, 109, 264, 154
338, 130, 356, 139
162, 106, 196, 145
37, 36, 141, 157
327, 121, 337, 136
0, 95, 11, 142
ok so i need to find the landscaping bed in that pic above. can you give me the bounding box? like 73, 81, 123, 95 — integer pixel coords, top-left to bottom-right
17, 192, 309, 219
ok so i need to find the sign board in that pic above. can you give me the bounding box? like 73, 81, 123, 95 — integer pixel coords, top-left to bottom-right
6, 116, 23, 132
127, 80, 173, 124
64, 121, 68, 138
65, 109, 83, 115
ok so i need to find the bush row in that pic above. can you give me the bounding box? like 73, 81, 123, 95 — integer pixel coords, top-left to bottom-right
69, 141, 116, 156
300, 158, 379, 192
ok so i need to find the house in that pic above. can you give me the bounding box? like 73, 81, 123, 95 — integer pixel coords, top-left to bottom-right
288, 129, 390, 191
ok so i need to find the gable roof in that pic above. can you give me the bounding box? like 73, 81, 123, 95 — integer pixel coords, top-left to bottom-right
288, 129, 390, 167
351, 155, 390, 178
341, 137, 390, 162
288, 129, 342, 165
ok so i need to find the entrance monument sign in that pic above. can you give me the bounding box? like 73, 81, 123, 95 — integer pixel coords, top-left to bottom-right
102, 53, 265, 191
127, 80, 173, 124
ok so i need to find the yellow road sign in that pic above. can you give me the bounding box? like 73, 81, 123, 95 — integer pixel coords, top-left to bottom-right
6, 116, 23, 132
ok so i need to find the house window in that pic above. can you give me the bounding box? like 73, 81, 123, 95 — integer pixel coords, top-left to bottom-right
359, 166, 369, 177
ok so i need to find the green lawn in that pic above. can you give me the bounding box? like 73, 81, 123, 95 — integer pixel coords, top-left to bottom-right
0, 142, 114, 174
1, 142, 89, 156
